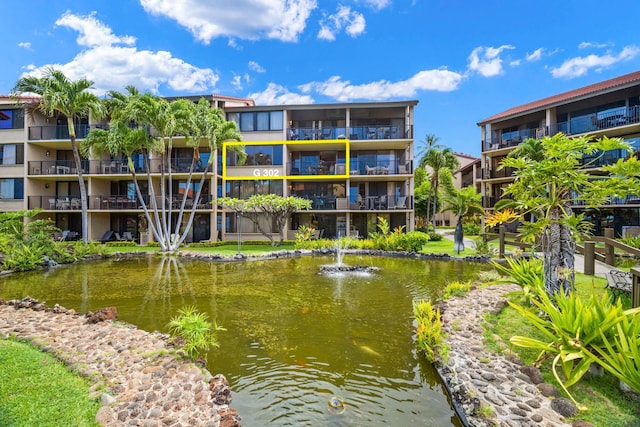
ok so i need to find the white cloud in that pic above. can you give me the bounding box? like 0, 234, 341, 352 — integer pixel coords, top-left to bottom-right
551, 45, 640, 78
23, 12, 219, 95
300, 68, 463, 102
509, 59, 521, 67
140, 0, 317, 43
55, 11, 136, 48
317, 5, 366, 41
248, 82, 314, 105
526, 48, 543, 62
578, 41, 610, 49
467, 45, 515, 77
248, 61, 266, 73
18, 42, 32, 50
359, 0, 390, 10
231, 75, 243, 90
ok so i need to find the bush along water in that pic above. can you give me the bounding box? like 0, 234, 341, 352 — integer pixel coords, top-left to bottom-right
413, 299, 448, 364
167, 306, 225, 361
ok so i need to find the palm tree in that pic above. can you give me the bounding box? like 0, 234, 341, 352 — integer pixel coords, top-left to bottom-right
418, 143, 460, 231
83, 90, 241, 251
441, 186, 483, 253
12, 68, 106, 244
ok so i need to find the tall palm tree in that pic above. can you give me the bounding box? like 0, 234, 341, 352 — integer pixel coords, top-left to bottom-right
12, 68, 106, 244
418, 144, 460, 231
83, 90, 241, 251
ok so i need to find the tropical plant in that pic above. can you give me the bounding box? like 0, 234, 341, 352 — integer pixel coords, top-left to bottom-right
218, 194, 312, 246
488, 133, 640, 296
443, 280, 472, 300
508, 283, 640, 406
167, 306, 225, 360
12, 68, 106, 244
491, 257, 544, 305
82, 89, 242, 251
417, 135, 460, 231
413, 299, 444, 363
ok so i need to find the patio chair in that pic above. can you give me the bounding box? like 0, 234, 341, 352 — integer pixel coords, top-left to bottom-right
393, 196, 407, 209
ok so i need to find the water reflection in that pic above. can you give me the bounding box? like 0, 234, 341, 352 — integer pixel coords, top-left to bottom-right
0, 254, 486, 426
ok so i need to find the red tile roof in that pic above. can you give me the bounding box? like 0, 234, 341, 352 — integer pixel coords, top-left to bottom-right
478, 70, 640, 124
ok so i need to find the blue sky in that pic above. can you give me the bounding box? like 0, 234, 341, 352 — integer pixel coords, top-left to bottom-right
2, 0, 640, 157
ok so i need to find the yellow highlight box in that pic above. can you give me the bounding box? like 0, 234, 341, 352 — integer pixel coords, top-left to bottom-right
222, 139, 351, 180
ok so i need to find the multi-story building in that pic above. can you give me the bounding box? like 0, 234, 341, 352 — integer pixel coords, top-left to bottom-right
224, 100, 417, 239
0, 94, 417, 242
477, 70, 640, 237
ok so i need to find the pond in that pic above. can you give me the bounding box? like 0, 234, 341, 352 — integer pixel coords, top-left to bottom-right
0, 254, 488, 426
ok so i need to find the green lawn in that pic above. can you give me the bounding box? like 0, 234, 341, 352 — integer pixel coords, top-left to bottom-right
0, 339, 100, 427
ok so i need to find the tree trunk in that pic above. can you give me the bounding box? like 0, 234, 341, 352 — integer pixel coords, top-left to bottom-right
543, 205, 575, 296
68, 122, 89, 245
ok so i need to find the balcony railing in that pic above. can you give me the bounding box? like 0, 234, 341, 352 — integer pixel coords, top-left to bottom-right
290, 194, 412, 211
28, 124, 109, 141
287, 125, 413, 141
28, 157, 207, 176
287, 160, 411, 176
485, 106, 640, 152
482, 167, 516, 179
28, 194, 214, 211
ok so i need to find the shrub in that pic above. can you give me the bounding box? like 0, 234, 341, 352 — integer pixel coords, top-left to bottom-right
443, 280, 472, 300
413, 299, 444, 363
472, 238, 497, 256
462, 222, 481, 235
389, 231, 430, 252
427, 232, 443, 242
2, 243, 44, 271
167, 306, 225, 360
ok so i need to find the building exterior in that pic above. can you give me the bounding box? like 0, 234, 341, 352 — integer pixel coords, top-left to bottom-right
224, 100, 418, 240
477, 70, 640, 237
0, 94, 417, 242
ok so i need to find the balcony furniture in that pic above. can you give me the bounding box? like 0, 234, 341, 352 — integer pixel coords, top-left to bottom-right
70, 198, 81, 209
122, 232, 134, 241
320, 128, 332, 139
366, 165, 376, 175
398, 164, 408, 174
376, 195, 387, 209
357, 194, 365, 209
393, 196, 407, 209
56, 198, 70, 210
56, 166, 70, 174
365, 196, 378, 209
48, 198, 56, 209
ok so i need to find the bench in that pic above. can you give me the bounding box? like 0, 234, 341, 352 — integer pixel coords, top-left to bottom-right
605, 269, 632, 302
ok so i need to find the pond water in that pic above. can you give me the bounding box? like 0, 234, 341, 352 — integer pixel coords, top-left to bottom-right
0, 254, 488, 426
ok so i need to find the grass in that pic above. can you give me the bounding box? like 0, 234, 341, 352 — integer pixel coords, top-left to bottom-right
0, 338, 100, 426
484, 273, 640, 426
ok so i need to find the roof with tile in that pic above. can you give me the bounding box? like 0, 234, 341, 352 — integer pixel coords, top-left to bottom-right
478, 70, 640, 125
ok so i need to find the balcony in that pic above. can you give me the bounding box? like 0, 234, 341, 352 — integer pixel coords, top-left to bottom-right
28, 124, 108, 141
482, 167, 516, 180
28, 157, 207, 176
287, 124, 413, 141
28, 194, 214, 211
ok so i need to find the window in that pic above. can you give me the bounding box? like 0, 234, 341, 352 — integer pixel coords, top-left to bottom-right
229, 111, 283, 131
0, 144, 24, 165
0, 109, 25, 130
0, 178, 24, 199
226, 180, 283, 198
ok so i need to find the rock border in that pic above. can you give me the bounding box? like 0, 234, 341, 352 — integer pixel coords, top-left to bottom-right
0, 297, 240, 427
